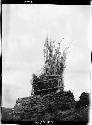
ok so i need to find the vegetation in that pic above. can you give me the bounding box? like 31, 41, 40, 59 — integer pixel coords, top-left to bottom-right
43, 37, 66, 75
31, 36, 70, 95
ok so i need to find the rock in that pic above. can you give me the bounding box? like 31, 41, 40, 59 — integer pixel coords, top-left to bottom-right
75, 92, 90, 109
2, 90, 89, 122
12, 90, 76, 121
56, 108, 75, 120
42, 113, 55, 121
62, 106, 89, 121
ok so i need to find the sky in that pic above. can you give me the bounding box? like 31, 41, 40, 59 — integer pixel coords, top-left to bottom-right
2, 5, 91, 108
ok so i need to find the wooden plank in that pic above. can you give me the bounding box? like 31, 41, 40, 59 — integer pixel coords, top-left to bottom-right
37, 77, 62, 83
36, 86, 63, 92
45, 75, 62, 77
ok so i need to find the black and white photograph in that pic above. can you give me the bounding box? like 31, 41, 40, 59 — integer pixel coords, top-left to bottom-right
2, 4, 91, 124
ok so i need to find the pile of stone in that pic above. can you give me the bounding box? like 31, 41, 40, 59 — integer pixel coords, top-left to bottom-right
2, 91, 89, 122
13, 90, 76, 121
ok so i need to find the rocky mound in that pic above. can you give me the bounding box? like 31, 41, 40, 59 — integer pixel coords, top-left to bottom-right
2, 91, 89, 122
12, 90, 76, 121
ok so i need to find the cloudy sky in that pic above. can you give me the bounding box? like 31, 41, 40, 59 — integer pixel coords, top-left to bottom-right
2, 5, 91, 108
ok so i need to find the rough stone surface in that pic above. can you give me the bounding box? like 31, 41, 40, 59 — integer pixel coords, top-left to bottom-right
10, 90, 75, 121
2, 91, 89, 122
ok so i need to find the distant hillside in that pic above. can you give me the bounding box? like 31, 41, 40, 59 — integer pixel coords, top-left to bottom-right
1, 107, 14, 121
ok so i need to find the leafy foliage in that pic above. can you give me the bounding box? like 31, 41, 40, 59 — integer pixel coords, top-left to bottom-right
43, 37, 67, 75
31, 36, 70, 95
